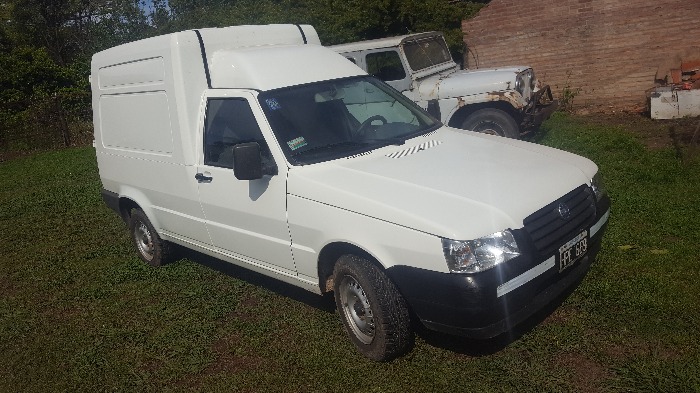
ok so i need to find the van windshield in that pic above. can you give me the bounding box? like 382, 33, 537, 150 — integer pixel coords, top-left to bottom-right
402, 36, 452, 71
259, 76, 440, 165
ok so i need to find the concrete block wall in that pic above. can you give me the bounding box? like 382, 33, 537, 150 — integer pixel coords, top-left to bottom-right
461, 0, 700, 111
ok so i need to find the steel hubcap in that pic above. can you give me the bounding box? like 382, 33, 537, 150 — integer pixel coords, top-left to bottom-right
339, 276, 375, 344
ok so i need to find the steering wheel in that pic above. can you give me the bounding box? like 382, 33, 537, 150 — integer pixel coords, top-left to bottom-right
356, 115, 388, 138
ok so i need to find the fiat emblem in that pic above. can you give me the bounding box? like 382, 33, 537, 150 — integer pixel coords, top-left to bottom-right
557, 203, 571, 220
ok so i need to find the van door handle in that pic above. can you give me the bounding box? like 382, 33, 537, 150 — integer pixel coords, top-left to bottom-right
195, 173, 213, 183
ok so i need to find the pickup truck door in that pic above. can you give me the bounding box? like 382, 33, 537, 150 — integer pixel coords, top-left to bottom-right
363, 49, 412, 92
194, 91, 295, 275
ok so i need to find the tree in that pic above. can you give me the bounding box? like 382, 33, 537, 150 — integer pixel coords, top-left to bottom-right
162, 0, 486, 60
5, 0, 152, 64
1, 0, 491, 152
0, 45, 82, 149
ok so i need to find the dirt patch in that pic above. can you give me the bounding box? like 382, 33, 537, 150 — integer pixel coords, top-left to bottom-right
206, 333, 264, 375
175, 332, 266, 390
601, 339, 682, 362
0, 150, 33, 163
0, 276, 19, 297
601, 341, 645, 361
542, 305, 580, 326
140, 358, 163, 375
0, 146, 70, 163
555, 352, 612, 393
229, 292, 263, 323
576, 112, 700, 151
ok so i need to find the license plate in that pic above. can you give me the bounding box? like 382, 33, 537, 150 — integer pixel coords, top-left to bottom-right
558, 231, 588, 272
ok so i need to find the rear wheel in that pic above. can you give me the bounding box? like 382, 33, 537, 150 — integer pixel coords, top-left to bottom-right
333, 255, 412, 361
129, 208, 171, 267
461, 108, 520, 138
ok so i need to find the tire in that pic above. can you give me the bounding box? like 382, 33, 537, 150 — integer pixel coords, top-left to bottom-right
333, 255, 413, 361
461, 108, 520, 138
129, 208, 171, 267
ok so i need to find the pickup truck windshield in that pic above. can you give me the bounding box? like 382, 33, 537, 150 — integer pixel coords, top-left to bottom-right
403, 36, 452, 71
259, 76, 439, 165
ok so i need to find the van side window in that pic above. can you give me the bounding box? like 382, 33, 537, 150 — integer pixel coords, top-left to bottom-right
204, 98, 272, 169
366, 51, 406, 81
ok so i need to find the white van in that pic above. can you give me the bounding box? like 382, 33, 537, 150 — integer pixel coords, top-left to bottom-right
91, 24, 610, 361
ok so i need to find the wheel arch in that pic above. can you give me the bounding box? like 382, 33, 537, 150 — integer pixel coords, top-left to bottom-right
317, 241, 382, 294
117, 197, 141, 222
113, 186, 161, 230
447, 100, 520, 129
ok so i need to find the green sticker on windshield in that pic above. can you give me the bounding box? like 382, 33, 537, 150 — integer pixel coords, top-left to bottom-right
287, 137, 307, 151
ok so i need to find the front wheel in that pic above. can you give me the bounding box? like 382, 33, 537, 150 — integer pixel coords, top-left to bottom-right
461, 108, 520, 138
333, 255, 413, 361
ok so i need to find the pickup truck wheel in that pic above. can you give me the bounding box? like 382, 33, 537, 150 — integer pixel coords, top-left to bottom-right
333, 255, 412, 361
461, 108, 520, 138
129, 208, 171, 267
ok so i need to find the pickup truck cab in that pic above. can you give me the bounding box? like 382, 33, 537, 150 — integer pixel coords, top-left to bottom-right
331, 32, 557, 138
91, 24, 609, 361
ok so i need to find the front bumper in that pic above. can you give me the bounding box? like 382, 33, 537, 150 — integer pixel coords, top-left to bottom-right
521, 84, 558, 133
386, 194, 610, 339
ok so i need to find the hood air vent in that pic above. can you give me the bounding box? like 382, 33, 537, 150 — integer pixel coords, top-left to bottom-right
386, 140, 442, 159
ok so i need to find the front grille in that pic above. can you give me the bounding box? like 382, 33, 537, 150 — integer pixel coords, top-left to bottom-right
523, 185, 596, 257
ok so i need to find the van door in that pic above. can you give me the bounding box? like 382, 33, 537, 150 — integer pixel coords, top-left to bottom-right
195, 91, 295, 275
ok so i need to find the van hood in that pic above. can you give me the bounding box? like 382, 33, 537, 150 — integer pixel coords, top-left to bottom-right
287, 127, 597, 240
415, 67, 528, 101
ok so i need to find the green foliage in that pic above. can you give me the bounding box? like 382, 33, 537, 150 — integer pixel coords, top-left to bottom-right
0, 46, 89, 150
84, 0, 155, 54
163, 0, 485, 59
0, 46, 71, 106
0, 0, 147, 152
556, 71, 582, 112
0, 0, 487, 153
7, 0, 152, 64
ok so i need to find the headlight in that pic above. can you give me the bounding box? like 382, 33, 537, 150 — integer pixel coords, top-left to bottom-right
591, 172, 606, 201
442, 230, 520, 274
515, 74, 524, 94
516, 69, 535, 96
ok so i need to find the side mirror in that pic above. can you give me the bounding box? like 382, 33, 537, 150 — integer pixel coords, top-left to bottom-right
233, 142, 263, 180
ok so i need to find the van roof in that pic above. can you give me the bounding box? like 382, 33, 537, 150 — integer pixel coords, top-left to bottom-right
92, 24, 365, 91
210, 44, 366, 90
330, 32, 443, 54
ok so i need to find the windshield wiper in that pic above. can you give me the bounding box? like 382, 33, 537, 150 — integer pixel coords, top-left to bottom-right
362, 138, 406, 147
291, 141, 364, 157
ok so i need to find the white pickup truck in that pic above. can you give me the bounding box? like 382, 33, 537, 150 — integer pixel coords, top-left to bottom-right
332, 32, 557, 138
91, 24, 609, 361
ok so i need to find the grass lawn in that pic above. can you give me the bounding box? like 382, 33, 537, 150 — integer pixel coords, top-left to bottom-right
1, 113, 699, 392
